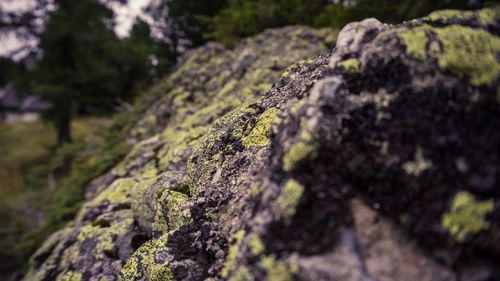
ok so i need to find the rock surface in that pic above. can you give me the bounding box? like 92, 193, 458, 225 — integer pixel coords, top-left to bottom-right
25, 7, 500, 281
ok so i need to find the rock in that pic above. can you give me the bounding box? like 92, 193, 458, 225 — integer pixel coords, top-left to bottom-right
25, 6, 500, 281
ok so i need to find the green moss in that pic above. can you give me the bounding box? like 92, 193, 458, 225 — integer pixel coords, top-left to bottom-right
336, 58, 361, 73
442, 191, 494, 242
399, 23, 500, 86
248, 235, 265, 256
282, 141, 317, 172
261, 255, 298, 281
277, 179, 305, 218
229, 266, 252, 281
56, 271, 82, 281
221, 230, 246, 278
241, 107, 279, 148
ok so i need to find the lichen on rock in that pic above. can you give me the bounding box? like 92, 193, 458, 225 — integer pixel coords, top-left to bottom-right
442, 191, 494, 242
25, 7, 500, 281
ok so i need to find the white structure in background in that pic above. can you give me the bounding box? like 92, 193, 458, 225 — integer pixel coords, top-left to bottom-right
0, 84, 51, 123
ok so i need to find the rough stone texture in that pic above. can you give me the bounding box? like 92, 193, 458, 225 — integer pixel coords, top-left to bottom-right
25, 7, 500, 281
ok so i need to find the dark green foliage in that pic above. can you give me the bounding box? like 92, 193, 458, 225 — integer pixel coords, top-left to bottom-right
2, 0, 175, 145
33, 0, 127, 143
164, 0, 484, 46
145, 0, 227, 51
206, 0, 328, 45
1, 104, 143, 278
315, 0, 481, 28
0, 58, 16, 86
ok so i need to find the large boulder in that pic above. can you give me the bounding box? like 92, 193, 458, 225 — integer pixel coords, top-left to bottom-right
25, 7, 500, 281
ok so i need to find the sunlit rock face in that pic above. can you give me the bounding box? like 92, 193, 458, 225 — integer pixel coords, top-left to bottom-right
25, 7, 500, 281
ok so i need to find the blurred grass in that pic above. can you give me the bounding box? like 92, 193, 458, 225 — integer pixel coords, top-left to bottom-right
0, 118, 111, 197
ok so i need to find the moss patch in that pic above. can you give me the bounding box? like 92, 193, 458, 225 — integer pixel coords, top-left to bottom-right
442, 191, 494, 242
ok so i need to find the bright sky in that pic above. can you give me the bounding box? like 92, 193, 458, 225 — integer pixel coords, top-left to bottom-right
0, 0, 152, 59
108, 0, 152, 37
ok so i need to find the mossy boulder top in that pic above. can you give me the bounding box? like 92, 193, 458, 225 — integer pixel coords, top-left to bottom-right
25, 7, 500, 281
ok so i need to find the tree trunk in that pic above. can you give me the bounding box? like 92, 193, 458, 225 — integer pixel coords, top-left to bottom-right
55, 99, 72, 145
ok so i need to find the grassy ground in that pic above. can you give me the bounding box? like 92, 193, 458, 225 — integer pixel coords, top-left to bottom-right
0, 117, 117, 280
0, 118, 110, 197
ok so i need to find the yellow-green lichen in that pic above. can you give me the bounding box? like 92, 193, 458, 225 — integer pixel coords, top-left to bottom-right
228, 266, 252, 281
56, 271, 83, 281
425, 9, 471, 23
92, 178, 136, 207
261, 255, 299, 281
241, 107, 279, 148
137, 161, 158, 180
165, 191, 192, 231
398, 28, 428, 60
478, 6, 499, 25
399, 22, 500, 86
336, 58, 361, 73
250, 184, 263, 198
402, 147, 432, 176
282, 141, 317, 172
248, 235, 265, 256
442, 191, 494, 242
75, 210, 134, 261
277, 179, 305, 218
433, 24, 500, 86
221, 230, 246, 278
152, 190, 192, 236
119, 235, 174, 281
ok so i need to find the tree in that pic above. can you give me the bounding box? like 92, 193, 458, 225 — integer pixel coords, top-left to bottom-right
315, 0, 484, 28
30, 0, 127, 144
119, 20, 174, 95
207, 0, 328, 45
2, 1, 176, 145
144, 0, 227, 54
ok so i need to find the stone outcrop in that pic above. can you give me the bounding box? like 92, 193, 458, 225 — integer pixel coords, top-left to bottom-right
25, 7, 500, 281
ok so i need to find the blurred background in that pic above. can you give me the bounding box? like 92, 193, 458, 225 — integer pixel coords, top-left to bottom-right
0, 0, 495, 279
